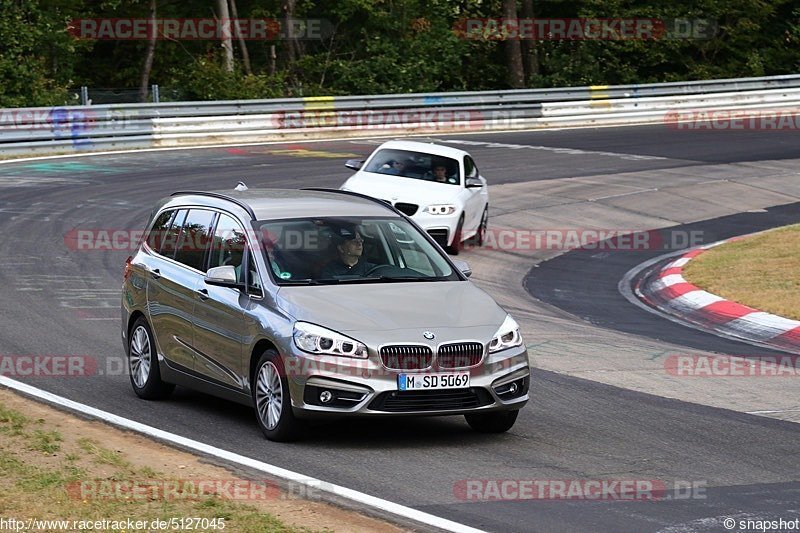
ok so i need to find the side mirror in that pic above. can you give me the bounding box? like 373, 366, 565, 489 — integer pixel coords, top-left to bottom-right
465, 177, 483, 188
451, 258, 472, 278
345, 159, 364, 171
205, 265, 239, 287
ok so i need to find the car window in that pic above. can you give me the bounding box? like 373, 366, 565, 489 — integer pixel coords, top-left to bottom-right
146, 209, 175, 253
158, 209, 187, 258
388, 222, 437, 276
174, 209, 216, 271
363, 149, 460, 185
209, 214, 246, 281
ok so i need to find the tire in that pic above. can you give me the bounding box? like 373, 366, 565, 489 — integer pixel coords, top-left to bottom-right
128, 317, 175, 400
465, 410, 519, 433
448, 214, 465, 255
252, 350, 303, 442
475, 207, 488, 247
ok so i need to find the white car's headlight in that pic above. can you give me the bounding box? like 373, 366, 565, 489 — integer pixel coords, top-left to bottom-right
293, 322, 368, 358
489, 315, 523, 353
424, 204, 457, 215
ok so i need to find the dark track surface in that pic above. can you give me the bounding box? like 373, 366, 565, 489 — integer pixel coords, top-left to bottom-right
1, 125, 799, 532
526, 203, 800, 358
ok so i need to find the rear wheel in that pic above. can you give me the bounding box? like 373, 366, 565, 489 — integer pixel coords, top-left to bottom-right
253, 350, 303, 442
448, 214, 465, 255
465, 410, 519, 433
128, 317, 175, 400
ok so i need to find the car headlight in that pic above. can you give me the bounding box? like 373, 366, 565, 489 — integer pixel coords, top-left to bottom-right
424, 204, 457, 215
293, 322, 368, 358
488, 315, 523, 353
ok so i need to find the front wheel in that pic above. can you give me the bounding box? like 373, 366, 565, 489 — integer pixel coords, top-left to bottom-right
465, 410, 519, 433
128, 318, 175, 400
253, 350, 303, 442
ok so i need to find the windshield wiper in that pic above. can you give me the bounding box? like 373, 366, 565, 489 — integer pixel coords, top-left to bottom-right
277, 279, 321, 285
374, 275, 448, 282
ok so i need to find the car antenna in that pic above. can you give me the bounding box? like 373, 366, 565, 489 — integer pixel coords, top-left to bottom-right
235, 181, 248, 191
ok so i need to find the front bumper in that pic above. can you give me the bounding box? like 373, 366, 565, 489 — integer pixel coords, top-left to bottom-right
411, 210, 462, 247
284, 343, 530, 418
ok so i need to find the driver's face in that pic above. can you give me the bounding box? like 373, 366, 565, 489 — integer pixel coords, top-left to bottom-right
340, 235, 363, 256
434, 166, 447, 181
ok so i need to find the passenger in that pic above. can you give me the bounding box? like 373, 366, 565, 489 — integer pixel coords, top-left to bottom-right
383, 159, 406, 175
320, 226, 377, 277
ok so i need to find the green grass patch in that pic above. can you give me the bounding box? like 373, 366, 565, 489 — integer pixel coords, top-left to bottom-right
684, 224, 800, 320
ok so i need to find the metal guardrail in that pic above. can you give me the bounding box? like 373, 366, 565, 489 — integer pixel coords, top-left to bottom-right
2, 74, 800, 156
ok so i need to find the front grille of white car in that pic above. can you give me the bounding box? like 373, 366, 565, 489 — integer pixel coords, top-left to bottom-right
394, 202, 418, 216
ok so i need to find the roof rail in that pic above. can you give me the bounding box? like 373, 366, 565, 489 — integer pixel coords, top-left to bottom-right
170, 190, 256, 220
300, 187, 406, 218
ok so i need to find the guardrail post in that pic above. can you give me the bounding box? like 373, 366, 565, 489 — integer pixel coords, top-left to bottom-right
80, 86, 89, 106
151, 84, 160, 103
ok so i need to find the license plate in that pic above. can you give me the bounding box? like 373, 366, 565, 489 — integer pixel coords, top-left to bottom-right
398, 372, 470, 391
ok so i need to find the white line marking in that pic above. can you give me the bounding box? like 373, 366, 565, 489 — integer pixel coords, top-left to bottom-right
0, 376, 485, 533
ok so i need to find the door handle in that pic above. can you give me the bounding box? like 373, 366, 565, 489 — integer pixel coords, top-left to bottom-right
196, 288, 209, 300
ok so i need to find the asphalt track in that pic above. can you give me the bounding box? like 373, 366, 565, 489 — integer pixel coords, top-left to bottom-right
1, 125, 800, 532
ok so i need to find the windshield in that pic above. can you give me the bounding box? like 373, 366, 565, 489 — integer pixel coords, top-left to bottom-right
363, 149, 460, 185
254, 217, 460, 285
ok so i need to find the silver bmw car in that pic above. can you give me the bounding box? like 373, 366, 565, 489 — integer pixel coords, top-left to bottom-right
121, 187, 530, 441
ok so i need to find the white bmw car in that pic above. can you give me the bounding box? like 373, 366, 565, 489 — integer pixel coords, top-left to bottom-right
340, 140, 489, 254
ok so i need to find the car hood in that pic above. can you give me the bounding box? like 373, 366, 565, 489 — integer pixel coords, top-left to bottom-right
276, 281, 507, 343
342, 172, 459, 206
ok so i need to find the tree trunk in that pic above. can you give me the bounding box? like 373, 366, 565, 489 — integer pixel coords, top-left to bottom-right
268, 45, 276, 76
503, 0, 525, 88
138, 0, 157, 102
520, 0, 539, 80
280, 0, 303, 68
216, 0, 234, 72
228, 0, 252, 75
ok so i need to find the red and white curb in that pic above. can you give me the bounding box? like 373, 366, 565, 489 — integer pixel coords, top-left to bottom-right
630, 237, 800, 354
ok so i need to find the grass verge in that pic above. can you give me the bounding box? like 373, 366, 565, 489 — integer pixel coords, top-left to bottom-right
683, 224, 800, 320
0, 389, 403, 532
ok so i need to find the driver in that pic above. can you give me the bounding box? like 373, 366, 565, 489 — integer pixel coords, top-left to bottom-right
320, 225, 377, 278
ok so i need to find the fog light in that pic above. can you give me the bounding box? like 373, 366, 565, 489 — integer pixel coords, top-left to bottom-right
319, 390, 334, 404
508, 382, 518, 395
